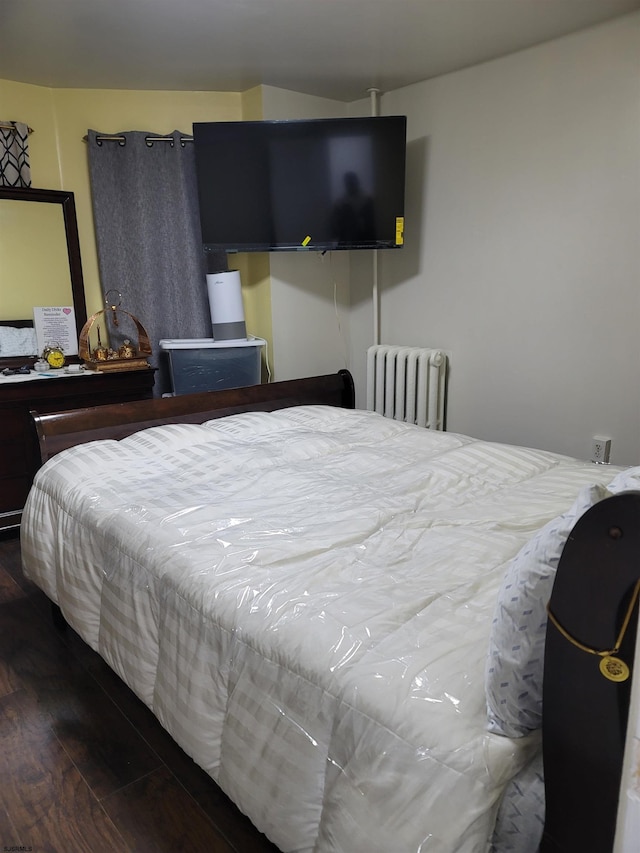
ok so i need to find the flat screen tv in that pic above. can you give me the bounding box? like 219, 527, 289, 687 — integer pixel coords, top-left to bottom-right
193, 116, 406, 254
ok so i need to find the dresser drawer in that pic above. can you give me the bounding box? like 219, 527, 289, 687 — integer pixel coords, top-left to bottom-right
0, 440, 27, 477
0, 368, 155, 530
0, 406, 28, 441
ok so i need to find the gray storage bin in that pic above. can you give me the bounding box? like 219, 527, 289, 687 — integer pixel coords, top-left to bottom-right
159, 337, 265, 396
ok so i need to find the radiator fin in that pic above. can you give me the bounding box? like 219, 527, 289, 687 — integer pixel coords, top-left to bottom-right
366, 345, 447, 430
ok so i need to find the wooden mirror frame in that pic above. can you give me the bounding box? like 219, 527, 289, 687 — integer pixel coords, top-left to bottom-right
0, 186, 88, 369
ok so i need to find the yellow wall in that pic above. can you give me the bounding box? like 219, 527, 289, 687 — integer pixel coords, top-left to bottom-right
0, 79, 61, 186
0, 79, 273, 351
241, 86, 264, 121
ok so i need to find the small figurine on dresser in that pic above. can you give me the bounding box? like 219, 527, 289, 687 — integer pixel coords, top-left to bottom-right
79, 291, 151, 372
118, 339, 136, 359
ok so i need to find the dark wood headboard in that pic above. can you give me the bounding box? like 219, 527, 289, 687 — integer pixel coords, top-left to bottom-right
542, 491, 640, 852
31, 369, 355, 464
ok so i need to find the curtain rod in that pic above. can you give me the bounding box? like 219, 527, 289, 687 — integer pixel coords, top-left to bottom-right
82, 133, 193, 146
0, 123, 34, 134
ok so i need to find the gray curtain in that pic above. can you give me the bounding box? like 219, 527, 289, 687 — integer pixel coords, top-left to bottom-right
87, 129, 226, 395
0, 121, 31, 187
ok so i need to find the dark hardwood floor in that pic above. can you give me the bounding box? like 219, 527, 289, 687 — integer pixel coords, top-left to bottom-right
0, 531, 280, 853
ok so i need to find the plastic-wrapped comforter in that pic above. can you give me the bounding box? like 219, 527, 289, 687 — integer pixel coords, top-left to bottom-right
20, 405, 618, 852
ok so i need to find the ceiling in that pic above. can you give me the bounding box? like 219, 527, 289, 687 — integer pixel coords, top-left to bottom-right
1, 0, 639, 103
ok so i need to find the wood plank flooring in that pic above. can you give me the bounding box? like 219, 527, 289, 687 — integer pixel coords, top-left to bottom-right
0, 531, 280, 853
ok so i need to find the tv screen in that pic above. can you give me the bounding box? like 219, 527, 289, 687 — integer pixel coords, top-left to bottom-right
193, 116, 406, 253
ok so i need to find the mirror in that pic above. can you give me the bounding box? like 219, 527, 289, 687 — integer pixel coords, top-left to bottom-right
0, 187, 88, 369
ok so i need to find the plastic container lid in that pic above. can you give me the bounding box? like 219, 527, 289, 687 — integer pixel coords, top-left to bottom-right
159, 336, 266, 350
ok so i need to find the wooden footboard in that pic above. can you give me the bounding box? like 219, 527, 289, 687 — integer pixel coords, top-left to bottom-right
31, 369, 355, 464
542, 491, 640, 852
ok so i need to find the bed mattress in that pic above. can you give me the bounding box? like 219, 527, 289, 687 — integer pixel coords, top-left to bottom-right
20, 405, 619, 852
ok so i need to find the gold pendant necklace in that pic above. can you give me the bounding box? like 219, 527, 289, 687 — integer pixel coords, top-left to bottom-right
599, 656, 630, 682
546, 579, 640, 683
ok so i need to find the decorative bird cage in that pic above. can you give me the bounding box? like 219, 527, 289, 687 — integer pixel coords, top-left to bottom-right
79, 291, 152, 372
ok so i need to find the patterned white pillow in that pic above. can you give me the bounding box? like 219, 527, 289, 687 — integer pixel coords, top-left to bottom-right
0, 325, 38, 357
490, 748, 545, 853
485, 482, 610, 738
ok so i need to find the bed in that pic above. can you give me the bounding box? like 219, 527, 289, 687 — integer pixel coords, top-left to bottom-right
20, 370, 640, 852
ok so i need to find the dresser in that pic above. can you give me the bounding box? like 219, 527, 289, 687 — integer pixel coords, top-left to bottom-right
0, 368, 155, 532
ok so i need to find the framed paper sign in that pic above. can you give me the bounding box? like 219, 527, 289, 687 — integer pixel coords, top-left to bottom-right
33, 306, 78, 356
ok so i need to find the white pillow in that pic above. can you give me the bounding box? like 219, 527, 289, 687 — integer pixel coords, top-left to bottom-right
607, 466, 640, 495
485, 482, 610, 738
0, 325, 38, 357
490, 748, 545, 853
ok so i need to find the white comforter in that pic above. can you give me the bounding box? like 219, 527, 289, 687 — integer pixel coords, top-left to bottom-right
20, 406, 619, 852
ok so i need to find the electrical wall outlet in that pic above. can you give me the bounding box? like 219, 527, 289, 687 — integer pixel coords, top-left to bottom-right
591, 436, 612, 464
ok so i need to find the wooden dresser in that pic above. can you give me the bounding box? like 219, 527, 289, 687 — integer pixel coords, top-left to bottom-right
0, 368, 155, 532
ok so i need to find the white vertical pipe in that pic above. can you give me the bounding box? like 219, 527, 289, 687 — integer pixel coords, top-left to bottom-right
368, 87, 380, 117
367, 88, 381, 346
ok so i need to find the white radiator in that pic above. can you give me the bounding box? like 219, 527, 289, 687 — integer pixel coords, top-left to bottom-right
366, 345, 447, 430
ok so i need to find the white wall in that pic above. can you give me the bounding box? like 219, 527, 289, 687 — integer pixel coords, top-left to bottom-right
258, 18, 640, 462
260, 87, 353, 381
373, 13, 640, 465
